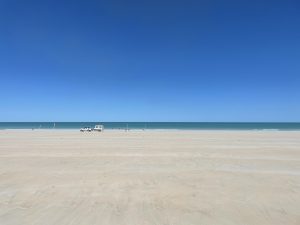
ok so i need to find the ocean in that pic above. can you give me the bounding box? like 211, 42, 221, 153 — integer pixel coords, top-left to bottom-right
0, 122, 300, 130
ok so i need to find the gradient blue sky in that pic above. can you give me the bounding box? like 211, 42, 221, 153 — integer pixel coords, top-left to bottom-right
0, 0, 299, 122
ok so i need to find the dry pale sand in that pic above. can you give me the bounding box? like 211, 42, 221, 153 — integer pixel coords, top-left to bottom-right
0, 130, 300, 225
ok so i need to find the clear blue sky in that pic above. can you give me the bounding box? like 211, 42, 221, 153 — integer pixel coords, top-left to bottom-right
0, 0, 299, 122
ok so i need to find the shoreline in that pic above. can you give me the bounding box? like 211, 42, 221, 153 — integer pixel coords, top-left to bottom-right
1, 128, 300, 132
1, 122, 300, 131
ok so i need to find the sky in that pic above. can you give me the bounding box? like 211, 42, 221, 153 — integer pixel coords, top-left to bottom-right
0, 0, 299, 122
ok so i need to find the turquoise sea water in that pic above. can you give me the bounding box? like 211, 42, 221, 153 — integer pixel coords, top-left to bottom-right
0, 122, 300, 130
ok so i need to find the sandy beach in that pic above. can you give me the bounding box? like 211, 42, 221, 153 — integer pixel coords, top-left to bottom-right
0, 129, 300, 225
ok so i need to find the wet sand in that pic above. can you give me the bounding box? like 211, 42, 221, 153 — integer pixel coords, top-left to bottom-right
0, 130, 300, 225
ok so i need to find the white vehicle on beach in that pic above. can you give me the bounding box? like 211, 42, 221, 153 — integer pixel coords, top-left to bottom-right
93, 124, 104, 132
80, 127, 92, 132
